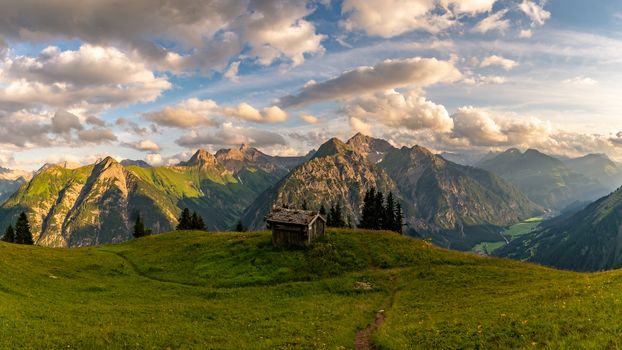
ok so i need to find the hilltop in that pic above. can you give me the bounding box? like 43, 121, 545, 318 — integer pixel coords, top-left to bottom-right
2, 229, 622, 348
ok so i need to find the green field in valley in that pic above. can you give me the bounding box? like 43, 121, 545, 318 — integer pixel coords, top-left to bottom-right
471, 217, 544, 255
2, 228, 622, 348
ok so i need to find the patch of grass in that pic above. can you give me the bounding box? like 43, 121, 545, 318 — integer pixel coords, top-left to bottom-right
2, 228, 622, 348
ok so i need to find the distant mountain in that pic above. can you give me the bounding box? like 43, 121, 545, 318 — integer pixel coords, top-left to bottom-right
498, 186, 622, 271
0, 146, 307, 247
476, 148, 608, 210
564, 153, 622, 190
120, 159, 152, 168
0, 167, 32, 205
243, 134, 541, 250
241, 135, 398, 230
439, 151, 488, 166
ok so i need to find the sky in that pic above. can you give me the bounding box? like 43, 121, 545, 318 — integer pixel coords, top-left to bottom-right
0, 0, 621, 170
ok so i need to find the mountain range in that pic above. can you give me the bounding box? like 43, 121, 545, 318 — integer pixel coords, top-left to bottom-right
0, 146, 308, 247
243, 133, 541, 250
476, 148, 609, 210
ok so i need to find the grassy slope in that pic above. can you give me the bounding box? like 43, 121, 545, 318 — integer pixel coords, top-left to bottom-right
1, 229, 622, 348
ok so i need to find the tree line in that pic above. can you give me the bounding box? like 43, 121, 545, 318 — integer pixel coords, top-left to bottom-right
133, 208, 208, 239
311, 187, 403, 233
359, 188, 403, 233
1, 212, 34, 245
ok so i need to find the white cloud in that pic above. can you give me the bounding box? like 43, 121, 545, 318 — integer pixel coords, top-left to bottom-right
76, 128, 117, 143
519, 29, 533, 38
279, 57, 462, 107
562, 76, 598, 86
473, 9, 510, 33
224, 61, 241, 82
480, 55, 518, 70
222, 103, 288, 123
124, 139, 161, 152
519, 0, 551, 27
175, 123, 287, 148
0, 44, 171, 113
341, 0, 497, 38
300, 114, 319, 124
143, 98, 217, 128
51, 110, 83, 134
344, 89, 454, 133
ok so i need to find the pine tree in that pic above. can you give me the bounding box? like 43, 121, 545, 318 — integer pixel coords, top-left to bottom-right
195, 213, 206, 231
395, 202, 404, 234
374, 191, 385, 230
176, 208, 192, 230
319, 204, 327, 216
191, 212, 199, 229
384, 192, 396, 231
327, 203, 336, 227
360, 187, 375, 229
301, 200, 308, 210
15, 212, 33, 245
235, 220, 245, 232
2, 225, 14, 243
133, 213, 145, 238
334, 202, 345, 227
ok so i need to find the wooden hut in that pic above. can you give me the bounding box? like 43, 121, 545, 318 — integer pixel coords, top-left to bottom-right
266, 208, 326, 247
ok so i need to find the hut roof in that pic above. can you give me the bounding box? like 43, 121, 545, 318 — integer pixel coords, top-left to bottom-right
266, 208, 325, 226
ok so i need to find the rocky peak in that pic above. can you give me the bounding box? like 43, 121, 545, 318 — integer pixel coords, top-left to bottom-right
180, 149, 217, 168
313, 138, 349, 159
346, 133, 395, 163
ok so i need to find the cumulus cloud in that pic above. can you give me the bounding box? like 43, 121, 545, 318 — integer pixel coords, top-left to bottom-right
123, 139, 161, 152
344, 89, 454, 133
473, 9, 510, 33
300, 114, 319, 124
0, 0, 325, 72
0, 44, 171, 113
340, 0, 496, 38
519, 0, 551, 27
480, 55, 518, 70
279, 57, 461, 107
51, 110, 83, 134
143, 98, 218, 128
175, 123, 287, 148
222, 103, 288, 123
77, 128, 118, 143
241, 0, 325, 66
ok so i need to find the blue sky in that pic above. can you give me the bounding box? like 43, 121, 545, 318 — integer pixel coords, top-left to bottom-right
0, 0, 621, 170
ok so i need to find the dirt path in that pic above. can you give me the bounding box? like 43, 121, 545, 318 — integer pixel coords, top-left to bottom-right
354, 273, 400, 350
354, 307, 387, 350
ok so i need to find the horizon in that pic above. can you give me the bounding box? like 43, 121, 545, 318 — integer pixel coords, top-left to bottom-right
0, 0, 621, 170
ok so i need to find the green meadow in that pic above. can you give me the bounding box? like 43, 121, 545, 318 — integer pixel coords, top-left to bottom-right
1, 228, 622, 349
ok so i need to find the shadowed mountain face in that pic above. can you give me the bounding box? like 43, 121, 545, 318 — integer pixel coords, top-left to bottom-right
563, 153, 622, 190
0, 146, 308, 247
476, 148, 609, 210
498, 187, 622, 272
242, 134, 541, 250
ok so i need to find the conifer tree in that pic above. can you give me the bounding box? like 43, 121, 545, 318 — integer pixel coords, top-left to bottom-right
334, 202, 345, 227
195, 213, 206, 231
384, 192, 396, 231
302, 200, 308, 210
133, 213, 145, 238
15, 212, 33, 245
374, 191, 385, 230
360, 187, 376, 229
2, 224, 14, 243
176, 208, 192, 230
395, 202, 404, 234
235, 220, 245, 232
319, 204, 327, 216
